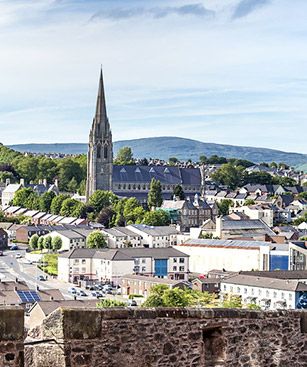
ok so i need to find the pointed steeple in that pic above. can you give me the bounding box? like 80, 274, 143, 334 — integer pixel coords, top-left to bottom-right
95, 68, 107, 123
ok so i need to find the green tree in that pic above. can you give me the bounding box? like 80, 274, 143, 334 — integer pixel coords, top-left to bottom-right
52, 236, 62, 252
243, 171, 273, 185
217, 199, 233, 216
199, 155, 207, 164
148, 178, 163, 208
67, 177, 79, 193
39, 191, 56, 212
207, 155, 227, 164
50, 194, 70, 215
173, 185, 185, 200
38, 236, 45, 252
86, 231, 107, 249
12, 187, 34, 207
37, 158, 58, 182
168, 157, 179, 166
60, 198, 80, 216
14, 156, 38, 182
244, 199, 255, 206
221, 294, 242, 308
57, 158, 83, 191
298, 192, 307, 200
43, 236, 52, 251
89, 190, 118, 213
211, 163, 243, 190
29, 234, 39, 250
114, 147, 134, 165
142, 210, 170, 226
97, 299, 126, 307
122, 198, 145, 224
97, 206, 115, 227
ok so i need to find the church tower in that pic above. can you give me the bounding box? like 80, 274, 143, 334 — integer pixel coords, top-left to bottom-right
86, 69, 113, 200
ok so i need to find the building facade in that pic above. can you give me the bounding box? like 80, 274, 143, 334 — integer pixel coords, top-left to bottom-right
86, 70, 113, 199
86, 71, 203, 202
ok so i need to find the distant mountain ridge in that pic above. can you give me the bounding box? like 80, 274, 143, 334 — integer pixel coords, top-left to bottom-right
8, 137, 307, 168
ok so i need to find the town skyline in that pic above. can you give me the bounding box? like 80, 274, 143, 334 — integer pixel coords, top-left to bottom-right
0, 0, 306, 154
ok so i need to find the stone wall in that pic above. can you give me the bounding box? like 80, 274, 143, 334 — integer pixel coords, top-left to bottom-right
0, 306, 24, 367
25, 307, 307, 367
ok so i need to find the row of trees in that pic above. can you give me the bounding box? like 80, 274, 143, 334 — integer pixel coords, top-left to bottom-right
29, 234, 62, 251
15, 178, 170, 228
29, 230, 108, 252
211, 163, 297, 190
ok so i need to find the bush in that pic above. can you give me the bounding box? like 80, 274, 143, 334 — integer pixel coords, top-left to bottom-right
96, 299, 126, 308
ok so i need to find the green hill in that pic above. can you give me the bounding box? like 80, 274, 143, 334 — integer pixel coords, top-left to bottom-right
8, 136, 307, 168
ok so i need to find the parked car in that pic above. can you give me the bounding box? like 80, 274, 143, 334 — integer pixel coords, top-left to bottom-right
127, 299, 137, 307
15, 253, 22, 259
91, 291, 104, 298
77, 290, 87, 297
68, 287, 77, 295
37, 275, 46, 281
10, 245, 18, 251
86, 285, 96, 291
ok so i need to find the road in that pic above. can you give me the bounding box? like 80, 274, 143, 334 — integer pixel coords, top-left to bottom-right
0, 248, 127, 302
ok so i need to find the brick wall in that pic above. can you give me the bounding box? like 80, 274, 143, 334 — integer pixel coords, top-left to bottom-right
25, 307, 307, 367
0, 306, 24, 367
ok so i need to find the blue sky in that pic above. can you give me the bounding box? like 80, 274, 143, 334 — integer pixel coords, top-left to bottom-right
0, 0, 306, 153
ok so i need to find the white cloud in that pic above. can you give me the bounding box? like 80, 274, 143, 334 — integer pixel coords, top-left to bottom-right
0, 0, 306, 153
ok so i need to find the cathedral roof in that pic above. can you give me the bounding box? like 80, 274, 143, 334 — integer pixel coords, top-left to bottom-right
112, 165, 201, 185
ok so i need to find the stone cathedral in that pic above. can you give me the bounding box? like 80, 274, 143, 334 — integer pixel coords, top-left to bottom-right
86, 70, 203, 202
86, 70, 113, 200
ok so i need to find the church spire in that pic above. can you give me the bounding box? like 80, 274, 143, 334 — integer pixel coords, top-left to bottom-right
95, 68, 107, 123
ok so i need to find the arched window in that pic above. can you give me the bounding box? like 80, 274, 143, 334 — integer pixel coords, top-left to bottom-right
97, 144, 101, 159
104, 145, 108, 159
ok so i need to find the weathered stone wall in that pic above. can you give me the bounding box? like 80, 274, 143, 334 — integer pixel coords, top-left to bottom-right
25, 307, 307, 367
0, 306, 24, 367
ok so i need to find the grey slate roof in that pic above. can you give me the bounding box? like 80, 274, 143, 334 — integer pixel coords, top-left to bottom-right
180, 239, 273, 249
60, 247, 189, 260
222, 274, 307, 292
240, 270, 307, 280
129, 224, 179, 236
113, 165, 201, 185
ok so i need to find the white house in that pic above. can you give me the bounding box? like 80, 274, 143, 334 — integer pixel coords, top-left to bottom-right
1, 184, 22, 209
230, 204, 274, 227
58, 247, 189, 284
100, 227, 142, 248
174, 239, 277, 274
127, 224, 179, 248
220, 274, 307, 310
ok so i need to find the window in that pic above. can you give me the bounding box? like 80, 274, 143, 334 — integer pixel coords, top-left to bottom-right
273, 292, 277, 298
179, 258, 185, 263
281, 292, 285, 299
251, 288, 254, 295
244, 288, 247, 294
82, 259, 86, 264
142, 267, 146, 272
173, 266, 177, 271
223, 285, 226, 291
289, 294, 292, 300
237, 287, 240, 293
258, 289, 262, 296
104, 145, 108, 159
266, 290, 270, 297
179, 266, 184, 271
142, 259, 146, 264
81, 267, 86, 274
